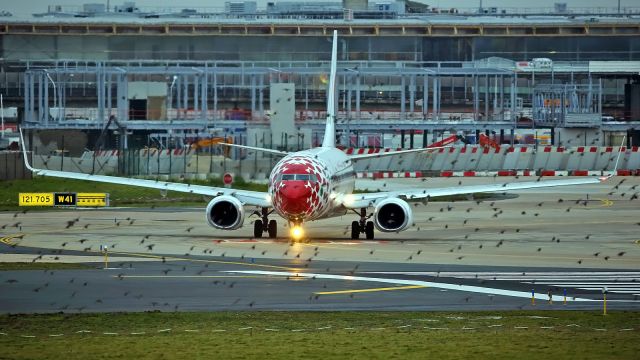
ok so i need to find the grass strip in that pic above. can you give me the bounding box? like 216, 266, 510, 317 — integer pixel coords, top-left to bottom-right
0, 311, 637, 359
0, 177, 265, 211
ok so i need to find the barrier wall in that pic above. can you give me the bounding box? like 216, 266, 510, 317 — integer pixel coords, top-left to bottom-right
0, 152, 32, 180
21, 145, 640, 180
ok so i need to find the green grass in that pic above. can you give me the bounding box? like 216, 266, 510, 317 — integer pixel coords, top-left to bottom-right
0, 262, 93, 271
0, 311, 637, 359
0, 177, 268, 211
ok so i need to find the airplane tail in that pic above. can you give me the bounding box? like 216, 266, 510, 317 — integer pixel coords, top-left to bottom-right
321, 30, 338, 148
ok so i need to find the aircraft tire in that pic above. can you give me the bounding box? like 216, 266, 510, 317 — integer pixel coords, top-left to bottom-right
365, 221, 374, 240
268, 220, 277, 238
351, 221, 360, 240
254, 220, 263, 238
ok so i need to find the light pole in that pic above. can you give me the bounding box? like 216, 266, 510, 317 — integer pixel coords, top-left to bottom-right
167, 75, 177, 120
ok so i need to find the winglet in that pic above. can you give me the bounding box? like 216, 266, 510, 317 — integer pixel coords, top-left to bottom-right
321, 30, 338, 148
18, 127, 35, 172
599, 135, 626, 182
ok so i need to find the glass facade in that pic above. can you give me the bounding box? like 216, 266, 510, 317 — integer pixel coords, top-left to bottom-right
3, 35, 637, 62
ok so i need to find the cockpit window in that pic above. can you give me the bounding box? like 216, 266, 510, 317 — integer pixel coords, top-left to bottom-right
279, 174, 316, 182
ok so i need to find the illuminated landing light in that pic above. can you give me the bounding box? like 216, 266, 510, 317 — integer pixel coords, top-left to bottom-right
342, 193, 355, 207
290, 226, 305, 241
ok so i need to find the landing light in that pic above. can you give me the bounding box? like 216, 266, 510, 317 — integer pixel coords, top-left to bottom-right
290, 226, 304, 240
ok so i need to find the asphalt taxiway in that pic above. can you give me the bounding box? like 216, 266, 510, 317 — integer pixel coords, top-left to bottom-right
1, 176, 639, 312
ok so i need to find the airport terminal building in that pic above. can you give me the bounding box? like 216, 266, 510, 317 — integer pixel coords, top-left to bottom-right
1, 1, 639, 159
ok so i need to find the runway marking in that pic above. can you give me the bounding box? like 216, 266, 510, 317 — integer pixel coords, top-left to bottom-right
315, 285, 426, 295
0, 234, 24, 246
366, 272, 640, 297
224, 270, 603, 302
579, 198, 614, 209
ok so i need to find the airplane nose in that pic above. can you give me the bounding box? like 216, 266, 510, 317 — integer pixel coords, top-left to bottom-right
277, 182, 312, 215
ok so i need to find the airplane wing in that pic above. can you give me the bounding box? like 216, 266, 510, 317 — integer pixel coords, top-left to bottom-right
19, 130, 271, 208
343, 176, 608, 209
218, 142, 288, 156
349, 146, 449, 161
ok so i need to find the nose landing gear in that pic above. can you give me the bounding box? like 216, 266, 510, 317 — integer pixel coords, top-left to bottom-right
351, 208, 374, 240
253, 208, 277, 238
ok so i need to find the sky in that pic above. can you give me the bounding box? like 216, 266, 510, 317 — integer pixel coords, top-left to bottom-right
1, 0, 637, 17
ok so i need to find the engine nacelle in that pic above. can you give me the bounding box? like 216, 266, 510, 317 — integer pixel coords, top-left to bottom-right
374, 198, 413, 232
205, 196, 245, 230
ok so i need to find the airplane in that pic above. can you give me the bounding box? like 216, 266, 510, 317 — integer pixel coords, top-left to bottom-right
20, 30, 613, 241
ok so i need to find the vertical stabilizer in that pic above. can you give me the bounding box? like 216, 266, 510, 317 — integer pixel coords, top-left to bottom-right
321, 30, 338, 148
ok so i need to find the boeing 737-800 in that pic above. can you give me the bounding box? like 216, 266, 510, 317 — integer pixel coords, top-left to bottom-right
20, 31, 610, 241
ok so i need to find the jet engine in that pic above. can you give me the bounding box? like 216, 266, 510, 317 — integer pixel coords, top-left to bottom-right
373, 198, 413, 232
205, 196, 245, 230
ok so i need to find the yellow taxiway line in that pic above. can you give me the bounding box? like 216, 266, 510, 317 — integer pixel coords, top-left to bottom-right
314, 285, 426, 295
112, 275, 267, 279
0, 234, 24, 246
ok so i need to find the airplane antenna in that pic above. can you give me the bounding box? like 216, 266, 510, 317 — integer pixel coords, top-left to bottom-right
321, 30, 338, 148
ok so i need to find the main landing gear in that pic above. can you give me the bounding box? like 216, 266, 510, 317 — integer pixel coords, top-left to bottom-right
254, 208, 277, 238
351, 208, 374, 240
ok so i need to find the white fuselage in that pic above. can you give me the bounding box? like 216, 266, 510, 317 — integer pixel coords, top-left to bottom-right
268, 147, 354, 223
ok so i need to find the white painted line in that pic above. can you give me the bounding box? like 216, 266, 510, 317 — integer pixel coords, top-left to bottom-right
487, 324, 503, 328
0, 332, 7, 336
103, 332, 118, 335
527, 283, 640, 286
224, 270, 601, 302
212, 329, 226, 332
578, 289, 640, 293
363, 271, 640, 276
184, 329, 199, 332
76, 330, 92, 333
157, 328, 172, 333
238, 327, 253, 331
514, 326, 528, 329
48, 334, 64, 337
619, 328, 634, 331
291, 329, 306, 332
265, 328, 279, 331
500, 277, 640, 280
20, 335, 36, 338
130, 332, 146, 335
